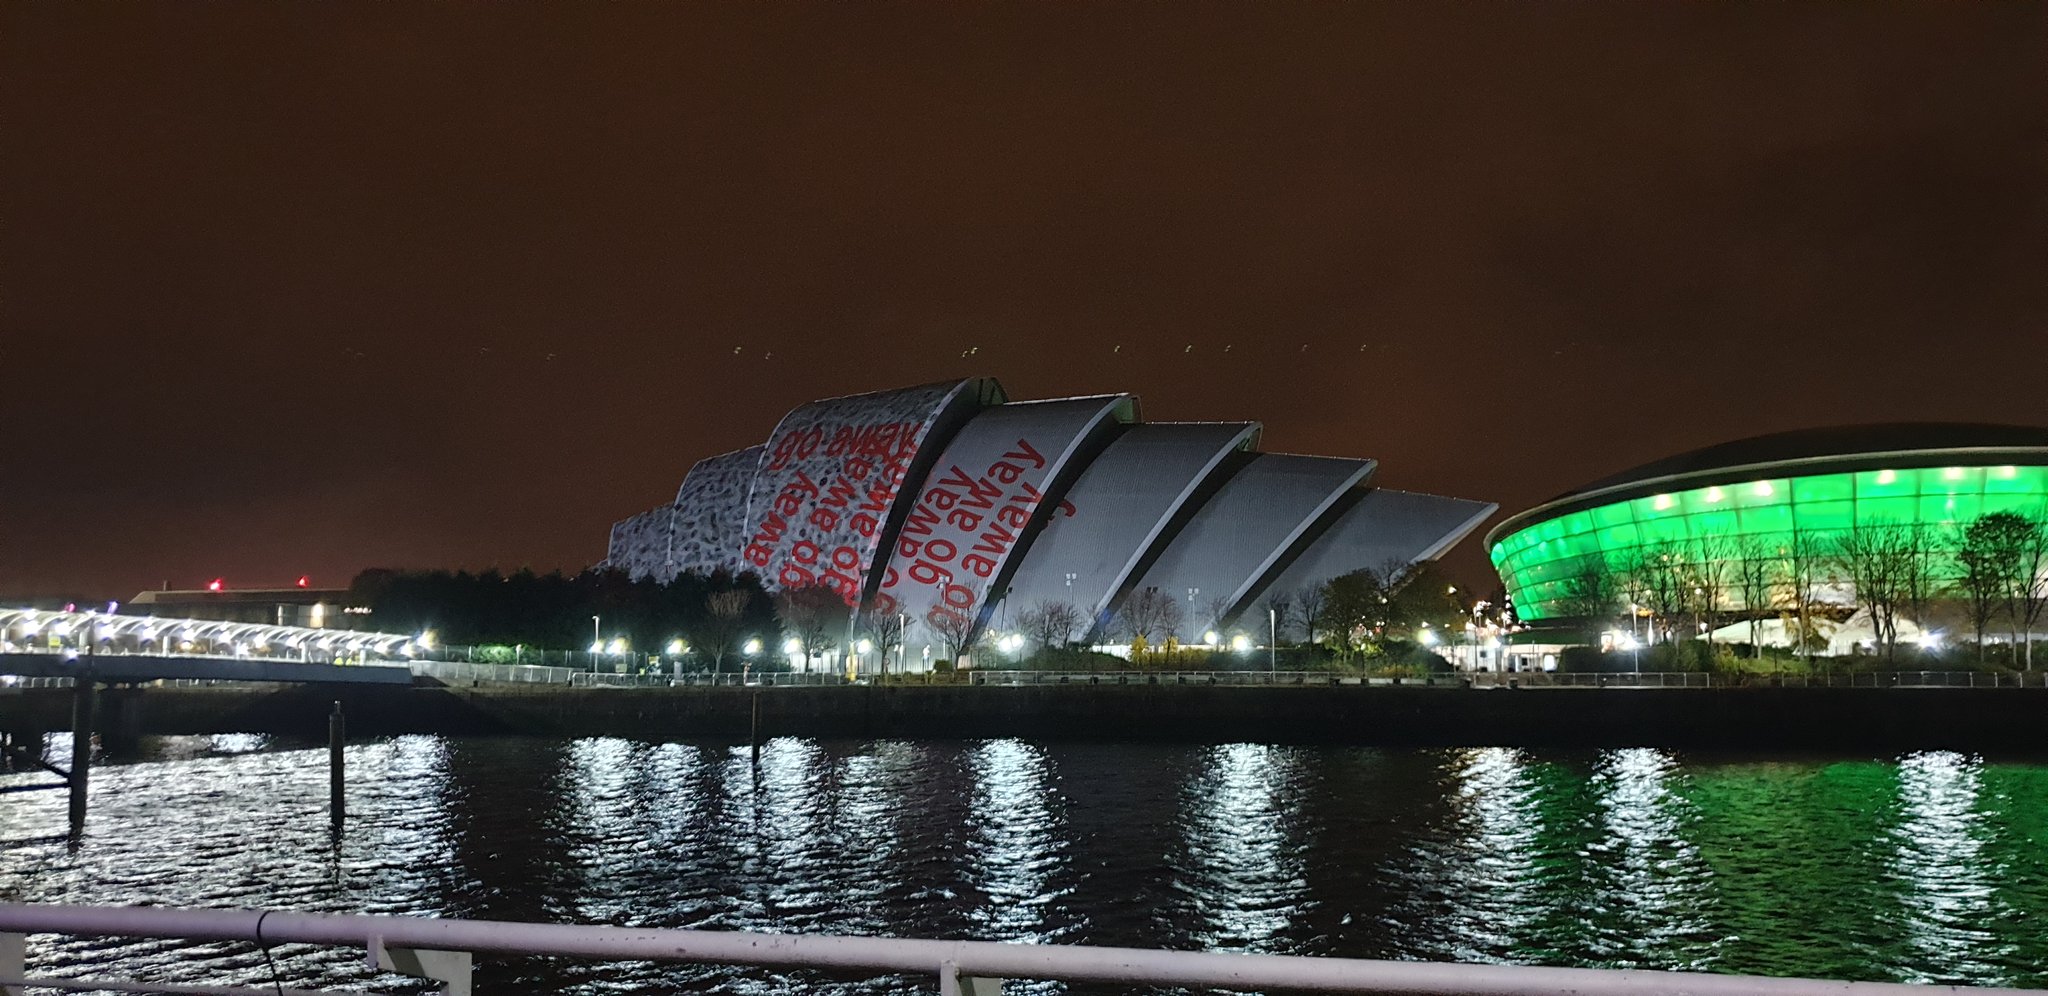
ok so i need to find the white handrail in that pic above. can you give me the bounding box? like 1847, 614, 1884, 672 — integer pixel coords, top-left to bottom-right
0, 902, 2028, 995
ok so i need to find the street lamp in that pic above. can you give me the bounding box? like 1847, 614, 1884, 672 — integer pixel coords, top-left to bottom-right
1269, 606, 1277, 673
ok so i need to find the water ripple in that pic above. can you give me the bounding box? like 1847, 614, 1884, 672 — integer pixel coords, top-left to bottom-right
5, 737, 2048, 991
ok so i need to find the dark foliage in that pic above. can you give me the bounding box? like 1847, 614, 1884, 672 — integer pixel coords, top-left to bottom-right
349, 566, 777, 653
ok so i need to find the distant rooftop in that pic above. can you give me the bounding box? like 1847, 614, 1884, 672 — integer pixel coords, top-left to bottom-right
130, 587, 352, 606
1567, 422, 2048, 499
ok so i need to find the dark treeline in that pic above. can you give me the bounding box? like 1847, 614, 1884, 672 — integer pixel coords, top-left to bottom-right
348, 567, 778, 656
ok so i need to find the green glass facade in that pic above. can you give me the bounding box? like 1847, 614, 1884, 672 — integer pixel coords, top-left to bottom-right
1492, 464, 2048, 621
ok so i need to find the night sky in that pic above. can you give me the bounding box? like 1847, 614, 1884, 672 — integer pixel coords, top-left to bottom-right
4, 4, 2043, 600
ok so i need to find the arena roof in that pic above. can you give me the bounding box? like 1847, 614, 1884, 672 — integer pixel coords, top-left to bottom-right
1497, 422, 2048, 544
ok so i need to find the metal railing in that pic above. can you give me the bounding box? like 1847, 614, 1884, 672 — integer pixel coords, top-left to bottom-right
0, 676, 75, 689
966, 670, 1461, 687
570, 670, 849, 688
1467, 671, 1713, 689
2, 901, 2022, 996
408, 661, 576, 686
1462, 670, 2045, 689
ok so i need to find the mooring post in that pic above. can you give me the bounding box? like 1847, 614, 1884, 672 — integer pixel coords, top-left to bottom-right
750, 691, 761, 763
68, 677, 94, 838
329, 700, 346, 828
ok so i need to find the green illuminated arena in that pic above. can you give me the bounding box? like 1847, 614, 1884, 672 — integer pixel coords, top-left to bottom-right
1488, 425, 2048, 621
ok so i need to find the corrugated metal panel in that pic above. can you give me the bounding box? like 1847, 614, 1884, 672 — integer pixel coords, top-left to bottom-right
873, 395, 1136, 646
737, 379, 1000, 602
1260, 489, 1498, 616
1125, 454, 1374, 641
1001, 422, 1259, 634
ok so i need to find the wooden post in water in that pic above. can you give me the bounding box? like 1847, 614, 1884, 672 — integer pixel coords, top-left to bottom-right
68, 677, 94, 838
749, 691, 761, 763
329, 700, 345, 828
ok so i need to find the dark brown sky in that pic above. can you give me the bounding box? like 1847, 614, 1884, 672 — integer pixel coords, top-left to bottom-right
4, 3, 2044, 599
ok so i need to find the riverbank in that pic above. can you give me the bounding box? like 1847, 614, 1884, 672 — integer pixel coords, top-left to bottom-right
6, 682, 2048, 753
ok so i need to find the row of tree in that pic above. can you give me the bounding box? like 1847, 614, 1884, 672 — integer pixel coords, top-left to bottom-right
1553, 510, 2048, 665
349, 567, 778, 670
352, 556, 1469, 674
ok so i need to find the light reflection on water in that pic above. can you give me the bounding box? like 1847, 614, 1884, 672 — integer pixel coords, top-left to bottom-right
1887, 751, 2009, 985
5, 737, 2048, 992
1422, 746, 1549, 963
1584, 748, 1717, 970
1172, 743, 1310, 954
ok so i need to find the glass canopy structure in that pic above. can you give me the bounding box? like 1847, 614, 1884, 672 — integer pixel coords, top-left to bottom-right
1488, 426, 2048, 621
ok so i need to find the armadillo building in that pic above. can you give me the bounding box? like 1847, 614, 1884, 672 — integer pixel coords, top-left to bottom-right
605, 378, 1494, 646
1488, 424, 2048, 622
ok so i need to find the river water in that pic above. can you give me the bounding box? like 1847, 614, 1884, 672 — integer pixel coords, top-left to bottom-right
4, 736, 2047, 992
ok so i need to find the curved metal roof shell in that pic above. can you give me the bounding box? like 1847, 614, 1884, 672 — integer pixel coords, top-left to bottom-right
1262, 489, 1498, 620
602, 505, 677, 581
874, 395, 1137, 640
600, 379, 1502, 656
738, 378, 1002, 601
1129, 454, 1374, 642
1000, 422, 1261, 635
668, 444, 767, 577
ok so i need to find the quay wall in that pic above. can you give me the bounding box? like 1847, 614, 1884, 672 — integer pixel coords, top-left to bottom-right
6, 683, 2048, 753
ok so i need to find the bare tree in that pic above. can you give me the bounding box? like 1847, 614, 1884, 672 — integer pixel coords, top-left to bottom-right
1897, 524, 1947, 644
1967, 509, 2048, 669
1773, 532, 1828, 670
1018, 599, 1084, 653
1260, 590, 1296, 644
1688, 536, 1734, 644
774, 583, 846, 673
1199, 597, 1234, 642
1953, 519, 2007, 664
2011, 509, 2048, 671
1732, 539, 1776, 657
1556, 558, 1620, 635
1831, 521, 1919, 661
1614, 554, 1650, 644
926, 608, 981, 666
1628, 543, 1691, 641
1116, 587, 1184, 647
690, 589, 749, 672
859, 597, 907, 678
1294, 585, 1329, 647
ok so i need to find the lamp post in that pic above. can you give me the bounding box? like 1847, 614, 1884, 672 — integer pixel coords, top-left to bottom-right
1268, 606, 1277, 673
590, 615, 601, 671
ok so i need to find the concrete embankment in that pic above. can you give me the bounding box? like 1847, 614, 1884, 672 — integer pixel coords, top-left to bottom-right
6, 681, 2048, 753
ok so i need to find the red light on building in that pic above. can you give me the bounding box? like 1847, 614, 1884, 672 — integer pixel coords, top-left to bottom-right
207, 578, 224, 592
296, 575, 310, 588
